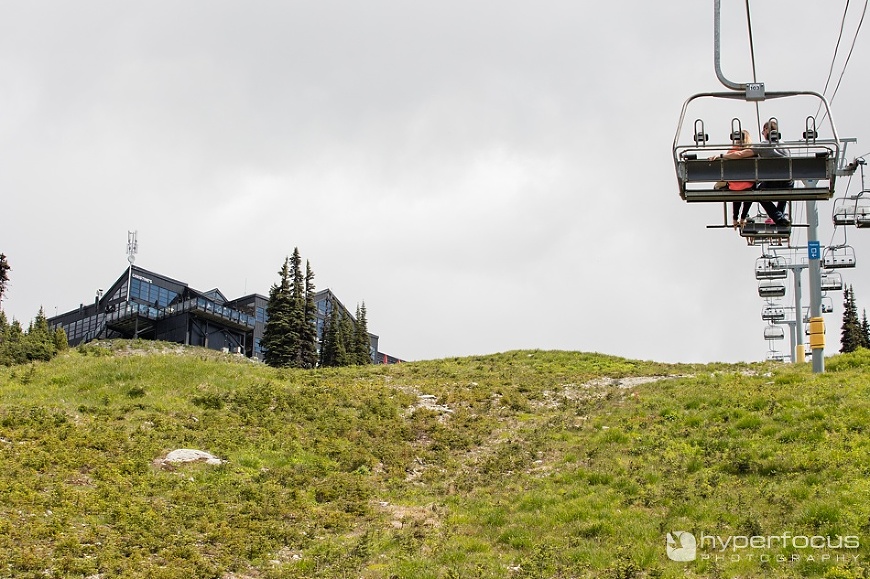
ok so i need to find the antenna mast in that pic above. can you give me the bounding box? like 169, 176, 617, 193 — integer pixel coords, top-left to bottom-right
126, 231, 138, 304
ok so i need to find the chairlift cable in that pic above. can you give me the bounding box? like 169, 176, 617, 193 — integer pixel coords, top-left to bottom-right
813, 0, 850, 121
828, 0, 868, 106
818, 0, 868, 124
821, 1, 850, 98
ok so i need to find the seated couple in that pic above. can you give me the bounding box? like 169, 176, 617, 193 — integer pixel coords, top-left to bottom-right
709, 127, 792, 229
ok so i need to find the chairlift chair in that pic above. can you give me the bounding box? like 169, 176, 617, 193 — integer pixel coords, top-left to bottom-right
822, 245, 857, 269
755, 256, 788, 279
740, 219, 791, 245
766, 350, 788, 362
758, 279, 787, 298
764, 325, 785, 340
821, 295, 834, 314
832, 197, 870, 227
761, 305, 786, 321
673, 93, 844, 203
820, 271, 844, 291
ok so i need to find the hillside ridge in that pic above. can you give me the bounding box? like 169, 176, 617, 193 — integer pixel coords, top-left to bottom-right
1, 340, 869, 578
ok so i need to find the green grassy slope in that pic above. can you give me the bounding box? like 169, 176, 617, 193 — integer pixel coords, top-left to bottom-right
1, 340, 869, 578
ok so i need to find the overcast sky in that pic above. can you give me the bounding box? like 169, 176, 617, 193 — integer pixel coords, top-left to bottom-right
2, 1, 869, 363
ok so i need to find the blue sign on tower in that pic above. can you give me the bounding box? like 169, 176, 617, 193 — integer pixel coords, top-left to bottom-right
808, 240, 821, 260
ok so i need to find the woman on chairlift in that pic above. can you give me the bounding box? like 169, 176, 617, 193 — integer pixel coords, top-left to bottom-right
708, 129, 755, 228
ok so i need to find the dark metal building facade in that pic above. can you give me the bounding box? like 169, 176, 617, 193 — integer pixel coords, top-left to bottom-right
48, 265, 390, 363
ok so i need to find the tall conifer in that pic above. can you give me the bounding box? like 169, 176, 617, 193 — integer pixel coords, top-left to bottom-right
263, 249, 319, 369
338, 314, 354, 367
319, 297, 341, 367
262, 257, 297, 367
841, 286, 863, 353
298, 260, 319, 368
862, 309, 870, 349
353, 302, 371, 365
24, 307, 56, 361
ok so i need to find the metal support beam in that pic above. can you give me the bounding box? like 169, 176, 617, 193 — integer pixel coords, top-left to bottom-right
807, 200, 825, 372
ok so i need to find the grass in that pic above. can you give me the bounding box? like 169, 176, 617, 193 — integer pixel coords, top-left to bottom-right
0, 340, 869, 577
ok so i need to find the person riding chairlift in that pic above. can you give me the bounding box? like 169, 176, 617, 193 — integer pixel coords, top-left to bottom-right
709, 129, 755, 229
755, 120, 792, 227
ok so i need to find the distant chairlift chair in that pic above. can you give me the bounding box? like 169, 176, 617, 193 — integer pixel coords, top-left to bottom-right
755, 256, 788, 280
822, 245, 857, 269
820, 271, 844, 291
764, 325, 785, 341
758, 280, 787, 298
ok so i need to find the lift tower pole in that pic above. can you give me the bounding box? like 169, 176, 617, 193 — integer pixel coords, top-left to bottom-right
806, 202, 825, 373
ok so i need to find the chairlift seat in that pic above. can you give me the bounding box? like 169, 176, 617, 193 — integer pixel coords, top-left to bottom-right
740, 220, 791, 247
762, 306, 786, 321
758, 280, 787, 298
672, 91, 847, 203
678, 152, 834, 203
764, 326, 785, 340
833, 198, 870, 227
823, 246, 857, 269
755, 256, 788, 279
820, 272, 843, 291
823, 255, 856, 268
833, 208, 857, 226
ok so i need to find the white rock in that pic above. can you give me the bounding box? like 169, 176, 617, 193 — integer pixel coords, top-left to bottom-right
160, 449, 225, 466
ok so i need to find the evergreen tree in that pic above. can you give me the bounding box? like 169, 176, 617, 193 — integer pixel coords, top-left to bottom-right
0, 311, 8, 364
841, 286, 863, 353
288, 248, 306, 366
338, 313, 354, 367
24, 307, 56, 362
353, 302, 371, 365
298, 260, 319, 369
319, 297, 342, 367
0, 307, 67, 366
0, 253, 10, 308
862, 309, 870, 349
262, 257, 298, 367
53, 327, 69, 352
1, 319, 25, 365
262, 248, 319, 369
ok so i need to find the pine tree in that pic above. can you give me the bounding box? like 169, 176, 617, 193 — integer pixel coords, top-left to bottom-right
298, 260, 319, 369
338, 313, 354, 367
24, 306, 56, 362
288, 248, 305, 366
841, 286, 863, 353
319, 297, 342, 367
353, 302, 371, 365
0, 253, 10, 309
262, 249, 319, 369
862, 309, 870, 350
53, 327, 69, 352
262, 257, 297, 367
1, 319, 25, 365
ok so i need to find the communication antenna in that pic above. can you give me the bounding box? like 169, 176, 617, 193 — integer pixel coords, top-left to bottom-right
127, 231, 138, 265
125, 230, 138, 304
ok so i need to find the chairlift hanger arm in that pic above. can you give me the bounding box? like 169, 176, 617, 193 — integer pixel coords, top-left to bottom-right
713, 0, 748, 92
673, 91, 840, 151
